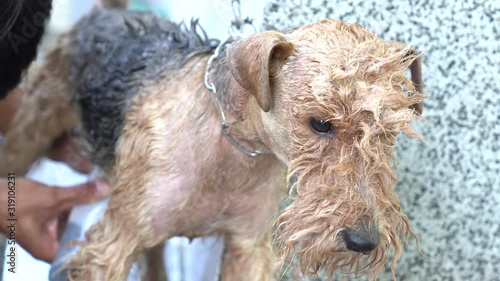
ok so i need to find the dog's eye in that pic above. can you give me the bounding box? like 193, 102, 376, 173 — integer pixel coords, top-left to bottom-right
310, 118, 333, 135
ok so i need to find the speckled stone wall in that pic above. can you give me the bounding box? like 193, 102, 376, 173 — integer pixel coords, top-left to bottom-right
263, 0, 499, 280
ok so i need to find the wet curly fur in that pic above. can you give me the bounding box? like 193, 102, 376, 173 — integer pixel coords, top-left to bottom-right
0, 1, 425, 280
274, 23, 423, 279
69, 8, 217, 170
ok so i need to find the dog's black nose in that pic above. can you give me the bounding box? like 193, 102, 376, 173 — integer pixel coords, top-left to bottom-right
341, 222, 380, 253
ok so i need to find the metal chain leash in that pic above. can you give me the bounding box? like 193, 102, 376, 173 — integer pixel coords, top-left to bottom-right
229, 0, 258, 39
204, 0, 263, 157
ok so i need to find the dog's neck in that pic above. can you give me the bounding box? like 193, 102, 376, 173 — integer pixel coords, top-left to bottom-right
208, 46, 247, 117
207, 53, 272, 156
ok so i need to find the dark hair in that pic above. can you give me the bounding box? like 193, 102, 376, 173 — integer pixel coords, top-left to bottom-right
0, 0, 52, 99
0, 0, 25, 40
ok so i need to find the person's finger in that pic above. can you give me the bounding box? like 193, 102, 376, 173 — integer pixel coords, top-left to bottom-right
49, 129, 93, 174
62, 138, 93, 174
16, 217, 58, 263
38, 233, 59, 262
34, 210, 70, 262
53, 180, 110, 212
48, 131, 71, 161
43, 217, 60, 262
56, 210, 70, 241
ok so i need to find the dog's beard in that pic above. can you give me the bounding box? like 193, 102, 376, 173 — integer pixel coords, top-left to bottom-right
274, 175, 414, 280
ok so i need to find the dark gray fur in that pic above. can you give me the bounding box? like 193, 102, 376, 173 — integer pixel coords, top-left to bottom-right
68, 9, 218, 169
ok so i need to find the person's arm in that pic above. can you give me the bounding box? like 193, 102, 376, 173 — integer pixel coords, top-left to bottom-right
0, 178, 109, 262
0, 89, 105, 263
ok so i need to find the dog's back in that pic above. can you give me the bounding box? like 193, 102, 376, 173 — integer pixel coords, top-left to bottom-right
0, 1, 216, 175
68, 9, 216, 168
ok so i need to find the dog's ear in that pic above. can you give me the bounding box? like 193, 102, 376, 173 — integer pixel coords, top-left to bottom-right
385, 41, 423, 115
408, 55, 423, 114
227, 31, 295, 112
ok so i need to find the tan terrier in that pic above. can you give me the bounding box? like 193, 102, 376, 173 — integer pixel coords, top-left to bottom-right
0, 0, 424, 280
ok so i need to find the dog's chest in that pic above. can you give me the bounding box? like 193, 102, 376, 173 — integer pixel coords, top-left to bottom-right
145, 136, 284, 237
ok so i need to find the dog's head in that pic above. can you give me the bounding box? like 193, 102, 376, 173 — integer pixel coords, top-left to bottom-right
228, 19, 424, 279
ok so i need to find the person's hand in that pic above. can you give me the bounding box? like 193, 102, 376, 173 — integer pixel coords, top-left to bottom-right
0, 178, 110, 262
48, 128, 93, 174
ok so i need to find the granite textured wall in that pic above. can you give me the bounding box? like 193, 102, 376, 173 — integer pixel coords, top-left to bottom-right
264, 0, 499, 280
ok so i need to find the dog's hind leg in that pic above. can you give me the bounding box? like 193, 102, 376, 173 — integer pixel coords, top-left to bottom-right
66, 164, 161, 280
0, 62, 77, 176
66, 98, 170, 281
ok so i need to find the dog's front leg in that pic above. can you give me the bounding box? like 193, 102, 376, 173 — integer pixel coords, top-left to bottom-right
221, 233, 275, 281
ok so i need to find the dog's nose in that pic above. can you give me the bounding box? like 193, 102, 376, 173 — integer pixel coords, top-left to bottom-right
341, 222, 380, 253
